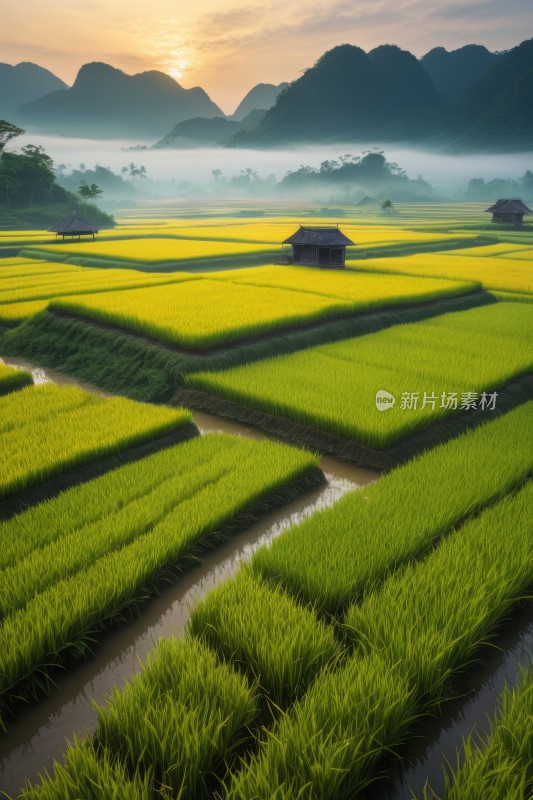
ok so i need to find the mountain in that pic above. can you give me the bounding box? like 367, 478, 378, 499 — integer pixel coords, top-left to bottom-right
17, 62, 224, 139
230, 44, 446, 146
450, 38, 533, 150
421, 45, 502, 101
0, 62, 68, 120
232, 82, 288, 120
154, 109, 266, 148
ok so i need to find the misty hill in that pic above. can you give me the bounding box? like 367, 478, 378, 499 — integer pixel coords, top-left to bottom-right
17, 62, 224, 139
0, 62, 68, 120
232, 82, 288, 120
154, 109, 265, 148
230, 44, 446, 146
421, 45, 502, 101
450, 38, 533, 150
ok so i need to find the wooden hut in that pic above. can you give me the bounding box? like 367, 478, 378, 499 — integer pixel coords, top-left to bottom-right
282, 226, 355, 268
48, 211, 99, 240
484, 198, 532, 226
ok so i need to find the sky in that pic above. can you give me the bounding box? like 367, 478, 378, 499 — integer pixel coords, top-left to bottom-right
1, 0, 531, 114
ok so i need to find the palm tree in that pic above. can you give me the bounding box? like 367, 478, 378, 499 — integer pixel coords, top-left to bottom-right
78, 182, 103, 203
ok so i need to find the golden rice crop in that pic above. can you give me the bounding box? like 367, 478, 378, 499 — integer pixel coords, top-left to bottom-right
28, 237, 276, 264
0, 263, 197, 322
50, 266, 475, 351
0, 362, 32, 393
50, 279, 354, 349
210, 263, 477, 302
493, 247, 533, 261
349, 252, 533, 293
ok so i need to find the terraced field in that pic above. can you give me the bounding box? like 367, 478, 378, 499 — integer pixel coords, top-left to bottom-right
49, 269, 475, 350
0, 205, 531, 798
185, 302, 533, 449
0, 260, 195, 323
349, 251, 533, 294
19, 406, 532, 799
0, 383, 192, 501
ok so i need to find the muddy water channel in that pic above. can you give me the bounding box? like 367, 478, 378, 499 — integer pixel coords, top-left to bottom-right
0, 357, 377, 795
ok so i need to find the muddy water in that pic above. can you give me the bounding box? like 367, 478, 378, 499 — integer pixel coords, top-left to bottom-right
0, 357, 378, 796
0, 357, 111, 397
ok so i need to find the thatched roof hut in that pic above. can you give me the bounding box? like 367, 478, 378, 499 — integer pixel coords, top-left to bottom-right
48, 211, 99, 240
283, 225, 355, 268
484, 198, 531, 226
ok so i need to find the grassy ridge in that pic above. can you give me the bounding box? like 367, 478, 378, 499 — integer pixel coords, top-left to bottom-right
0, 434, 318, 728
0, 384, 191, 501
186, 302, 533, 448
251, 402, 533, 614
419, 667, 533, 800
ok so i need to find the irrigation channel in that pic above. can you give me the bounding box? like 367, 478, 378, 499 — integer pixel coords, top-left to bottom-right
1, 357, 531, 798
0, 356, 377, 795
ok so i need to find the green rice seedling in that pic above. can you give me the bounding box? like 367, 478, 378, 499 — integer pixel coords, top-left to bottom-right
186, 302, 533, 448
0, 436, 318, 726
0, 387, 191, 500
95, 636, 258, 798
19, 737, 153, 800
225, 484, 531, 799
0, 362, 32, 393
0, 433, 234, 571
188, 568, 340, 708
344, 481, 533, 702
0, 383, 97, 435
0, 438, 242, 617
224, 652, 415, 800
419, 666, 533, 800
252, 403, 533, 614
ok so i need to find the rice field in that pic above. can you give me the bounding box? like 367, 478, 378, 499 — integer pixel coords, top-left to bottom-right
0, 362, 32, 392
22, 405, 532, 799
1, 205, 532, 796
25, 237, 277, 265
49, 268, 476, 350
0, 433, 318, 726
0, 260, 196, 323
186, 302, 533, 447
349, 251, 533, 294
251, 402, 533, 613
0, 383, 191, 500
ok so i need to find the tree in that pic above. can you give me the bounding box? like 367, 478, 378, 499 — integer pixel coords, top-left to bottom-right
139, 165, 147, 180
381, 198, 393, 216
78, 182, 103, 203
0, 120, 24, 154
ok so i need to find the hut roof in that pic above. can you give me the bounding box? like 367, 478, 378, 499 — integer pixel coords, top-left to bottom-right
355, 195, 380, 208
484, 198, 532, 214
283, 226, 355, 246
48, 211, 99, 234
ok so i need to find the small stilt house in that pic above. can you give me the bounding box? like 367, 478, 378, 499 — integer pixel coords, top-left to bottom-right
282, 226, 355, 268
484, 198, 531, 226
48, 211, 100, 240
